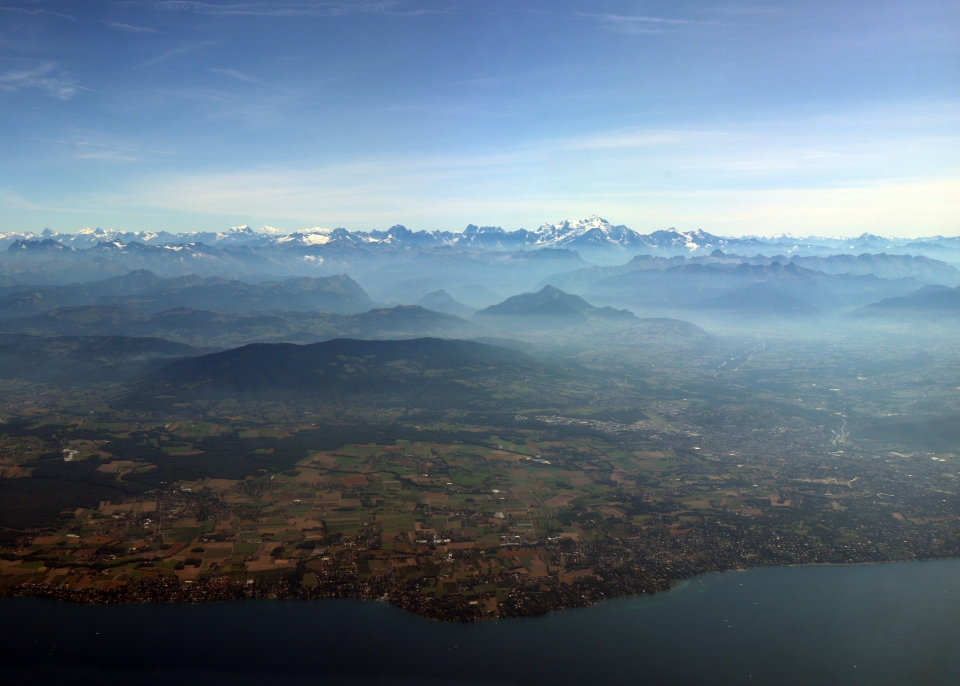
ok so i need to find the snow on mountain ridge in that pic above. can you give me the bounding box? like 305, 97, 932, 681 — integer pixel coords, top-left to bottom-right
534, 216, 641, 248
277, 230, 334, 246
0, 221, 952, 260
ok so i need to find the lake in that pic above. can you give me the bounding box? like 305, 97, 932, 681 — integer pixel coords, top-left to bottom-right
2, 559, 959, 685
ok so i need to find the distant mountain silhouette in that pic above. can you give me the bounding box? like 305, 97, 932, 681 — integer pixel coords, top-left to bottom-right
97, 272, 373, 314
539, 257, 918, 313
0, 270, 374, 319
417, 290, 474, 317
0, 304, 481, 348
855, 285, 960, 317
475, 285, 634, 319
787, 253, 960, 284
696, 282, 818, 315
336, 306, 481, 339
0, 270, 168, 319
467, 286, 714, 353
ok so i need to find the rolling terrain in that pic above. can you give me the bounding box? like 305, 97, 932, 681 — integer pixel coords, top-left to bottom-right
0, 304, 482, 348
130, 337, 557, 410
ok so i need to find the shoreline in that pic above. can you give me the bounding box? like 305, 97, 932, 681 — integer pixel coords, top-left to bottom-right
2, 552, 955, 622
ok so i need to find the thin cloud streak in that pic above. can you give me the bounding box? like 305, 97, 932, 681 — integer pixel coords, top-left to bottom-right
583, 13, 696, 26
134, 42, 217, 69
209, 67, 271, 86
0, 189, 47, 212
42, 137, 176, 156
0, 63, 77, 99
580, 11, 728, 34
106, 21, 162, 34
57, 81, 109, 96
0, 6, 76, 21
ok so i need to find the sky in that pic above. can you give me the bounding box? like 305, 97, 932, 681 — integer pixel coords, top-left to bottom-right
0, 0, 958, 237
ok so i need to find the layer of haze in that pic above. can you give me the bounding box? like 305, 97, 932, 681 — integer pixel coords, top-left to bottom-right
1, 0, 958, 236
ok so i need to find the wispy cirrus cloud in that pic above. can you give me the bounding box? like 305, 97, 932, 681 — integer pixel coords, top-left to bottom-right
59, 81, 109, 96
39, 131, 176, 164
106, 21, 162, 34
0, 62, 78, 99
0, 6, 76, 21
135, 41, 216, 69
155, 1, 447, 18
209, 67, 270, 86
581, 12, 719, 34
0, 188, 50, 212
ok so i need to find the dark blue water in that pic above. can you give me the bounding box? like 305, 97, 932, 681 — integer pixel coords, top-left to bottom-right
2, 560, 959, 686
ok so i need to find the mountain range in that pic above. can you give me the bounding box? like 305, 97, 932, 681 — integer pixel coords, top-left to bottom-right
0, 271, 373, 319
0, 279, 717, 361
538, 258, 927, 315
854, 285, 960, 317
540, 251, 960, 287
695, 282, 819, 315
4, 216, 960, 271
0, 304, 481, 348
1, 215, 959, 341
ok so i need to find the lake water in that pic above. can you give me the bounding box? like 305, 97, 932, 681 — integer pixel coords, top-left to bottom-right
2, 559, 959, 686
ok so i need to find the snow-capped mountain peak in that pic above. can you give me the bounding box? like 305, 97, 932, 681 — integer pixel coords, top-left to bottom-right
2, 220, 952, 267
538, 215, 610, 237
276, 227, 335, 246
534, 216, 640, 248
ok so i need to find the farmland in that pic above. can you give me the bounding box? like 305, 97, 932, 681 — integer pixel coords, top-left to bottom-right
2, 402, 958, 620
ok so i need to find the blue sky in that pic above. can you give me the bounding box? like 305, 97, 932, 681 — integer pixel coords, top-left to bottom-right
1, 0, 958, 236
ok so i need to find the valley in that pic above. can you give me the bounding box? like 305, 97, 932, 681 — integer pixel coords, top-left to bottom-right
0, 320, 957, 621
0, 221, 958, 621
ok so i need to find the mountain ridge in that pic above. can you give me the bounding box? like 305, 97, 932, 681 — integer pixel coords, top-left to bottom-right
0, 304, 482, 348
855, 285, 960, 317
0, 270, 373, 318
475, 285, 635, 319
5, 217, 955, 259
